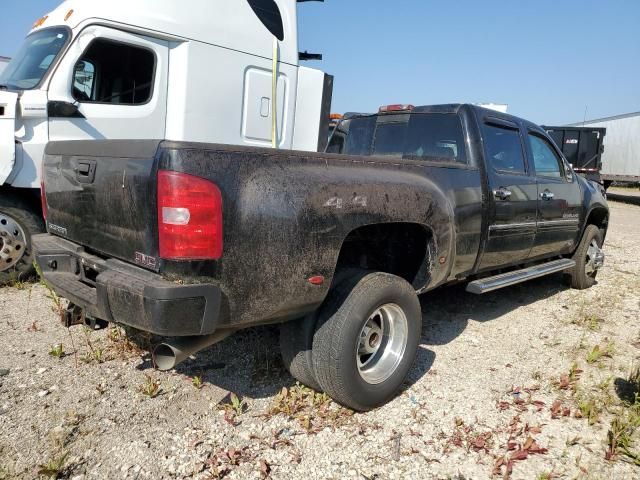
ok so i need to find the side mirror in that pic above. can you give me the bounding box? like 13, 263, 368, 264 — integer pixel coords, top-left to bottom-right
565, 163, 574, 182
47, 100, 84, 118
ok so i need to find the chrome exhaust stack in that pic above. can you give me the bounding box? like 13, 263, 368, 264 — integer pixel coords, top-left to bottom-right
152, 330, 235, 371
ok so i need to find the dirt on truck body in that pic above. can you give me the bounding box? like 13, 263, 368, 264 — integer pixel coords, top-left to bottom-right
34, 104, 609, 411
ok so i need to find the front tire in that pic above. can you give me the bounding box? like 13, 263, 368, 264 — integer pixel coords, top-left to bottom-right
312, 271, 421, 411
569, 224, 604, 290
0, 195, 45, 285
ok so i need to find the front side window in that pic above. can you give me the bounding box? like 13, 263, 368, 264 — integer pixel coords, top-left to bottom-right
483, 124, 526, 174
0, 28, 69, 90
72, 39, 155, 105
528, 133, 563, 178
404, 114, 467, 164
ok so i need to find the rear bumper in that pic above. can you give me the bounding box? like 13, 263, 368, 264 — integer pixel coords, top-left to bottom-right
32, 234, 222, 337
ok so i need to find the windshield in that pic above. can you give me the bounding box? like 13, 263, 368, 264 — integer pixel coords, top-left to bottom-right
0, 28, 69, 90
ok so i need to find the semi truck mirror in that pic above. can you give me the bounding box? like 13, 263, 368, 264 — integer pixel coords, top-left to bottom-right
47, 100, 84, 118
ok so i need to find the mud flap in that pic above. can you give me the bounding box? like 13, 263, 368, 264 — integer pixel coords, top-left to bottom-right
0, 91, 18, 185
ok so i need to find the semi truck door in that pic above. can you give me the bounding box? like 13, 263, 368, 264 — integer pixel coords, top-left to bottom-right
478, 119, 537, 271
526, 132, 582, 258
47, 26, 168, 142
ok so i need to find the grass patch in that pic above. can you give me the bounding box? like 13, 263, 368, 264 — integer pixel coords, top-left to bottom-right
219, 393, 247, 426
267, 383, 353, 433
138, 374, 162, 399
37, 452, 69, 479
586, 342, 614, 364
606, 366, 640, 464
48, 344, 65, 359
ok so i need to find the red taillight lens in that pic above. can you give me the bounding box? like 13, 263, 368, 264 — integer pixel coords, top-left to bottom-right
40, 181, 47, 220
157, 170, 223, 260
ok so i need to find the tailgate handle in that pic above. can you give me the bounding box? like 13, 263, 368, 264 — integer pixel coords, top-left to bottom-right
76, 160, 96, 184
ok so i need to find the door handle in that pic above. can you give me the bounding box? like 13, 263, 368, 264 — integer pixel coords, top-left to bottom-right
493, 188, 512, 201
540, 190, 555, 201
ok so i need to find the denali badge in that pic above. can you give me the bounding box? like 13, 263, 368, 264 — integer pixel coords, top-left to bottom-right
48, 223, 68, 236
135, 252, 157, 269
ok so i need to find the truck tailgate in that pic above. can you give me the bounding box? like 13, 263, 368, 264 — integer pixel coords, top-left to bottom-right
43, 140, 161, 271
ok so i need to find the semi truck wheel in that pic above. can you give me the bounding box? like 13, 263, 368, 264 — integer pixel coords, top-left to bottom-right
568, 224, 604, 290
0, 195, 45, 285
312, 271, 421, 411
279, 314, 321, 391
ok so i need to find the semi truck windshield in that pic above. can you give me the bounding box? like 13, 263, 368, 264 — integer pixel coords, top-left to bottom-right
0, 28, 69, 90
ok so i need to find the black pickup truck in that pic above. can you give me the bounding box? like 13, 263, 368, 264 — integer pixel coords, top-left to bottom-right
34, 104, 608, 411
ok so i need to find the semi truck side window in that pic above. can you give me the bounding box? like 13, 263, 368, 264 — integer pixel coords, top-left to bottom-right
247, 0, 285, 40
528, 134, 563, 178
482, 124, 526, 174
403, 114, 468, 164
73, 39, 155, 105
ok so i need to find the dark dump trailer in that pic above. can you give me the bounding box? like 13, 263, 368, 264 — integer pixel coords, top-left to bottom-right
544, 126, 606, 184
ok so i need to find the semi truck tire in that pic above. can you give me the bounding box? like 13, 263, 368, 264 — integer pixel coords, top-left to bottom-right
568, 224, 604, 290
312, 271, 421, 411
0, 195, 45, 285
279, 314, 322, 392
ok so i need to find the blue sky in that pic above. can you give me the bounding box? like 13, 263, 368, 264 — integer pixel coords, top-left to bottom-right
2, 0, 638, 125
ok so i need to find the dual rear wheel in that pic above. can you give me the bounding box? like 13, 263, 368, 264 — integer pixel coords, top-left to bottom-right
280, 271, 421, 411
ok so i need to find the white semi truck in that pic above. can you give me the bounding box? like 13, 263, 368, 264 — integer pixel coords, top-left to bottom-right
0, 0, 333, 282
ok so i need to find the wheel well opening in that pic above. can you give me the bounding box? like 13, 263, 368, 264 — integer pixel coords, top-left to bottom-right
587, 208, 609, 237
334, 223, 433, 289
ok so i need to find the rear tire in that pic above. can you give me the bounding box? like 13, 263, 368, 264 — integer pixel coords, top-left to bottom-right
312, 271, 421, 411
0, 195, 45, 285
569, 224, 604, 290
279, 314, 321, 391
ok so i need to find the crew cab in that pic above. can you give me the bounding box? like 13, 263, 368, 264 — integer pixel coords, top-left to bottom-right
34, 104, 608, 411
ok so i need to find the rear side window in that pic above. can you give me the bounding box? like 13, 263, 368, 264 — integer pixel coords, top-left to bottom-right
326, 116, 376, 156
247, 0, 285, 41
482, 124, 526, 174
404, 114, 467, 164
72, 39, 155, 105
373, 122, 407, 156
327, 113, 468, 165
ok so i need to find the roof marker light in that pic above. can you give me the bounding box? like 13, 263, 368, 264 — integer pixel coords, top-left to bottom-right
64, 9, 74, 22
378, 104, 415, 113
32, 16, 49, 29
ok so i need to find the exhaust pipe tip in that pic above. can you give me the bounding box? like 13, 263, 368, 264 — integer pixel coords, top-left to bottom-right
152, 330, 236, 371
153, 343, 179, 371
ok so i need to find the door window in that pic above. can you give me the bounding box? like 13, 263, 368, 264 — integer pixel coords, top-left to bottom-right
528, 133, 563, 178
482, 124, 526, 174
72, 39, 155, 105
73, 61, 95, 100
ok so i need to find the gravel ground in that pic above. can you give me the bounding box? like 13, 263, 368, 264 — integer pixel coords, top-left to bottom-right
1, 200, 639, 480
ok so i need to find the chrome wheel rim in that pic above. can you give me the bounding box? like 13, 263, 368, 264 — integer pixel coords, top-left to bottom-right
0, 213, 27, 272
585, 239, 604, 277
356, 303, 408, 385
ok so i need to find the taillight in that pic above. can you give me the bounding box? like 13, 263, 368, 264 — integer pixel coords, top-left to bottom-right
40, 181, 47, 220
157, 170, 223, 260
